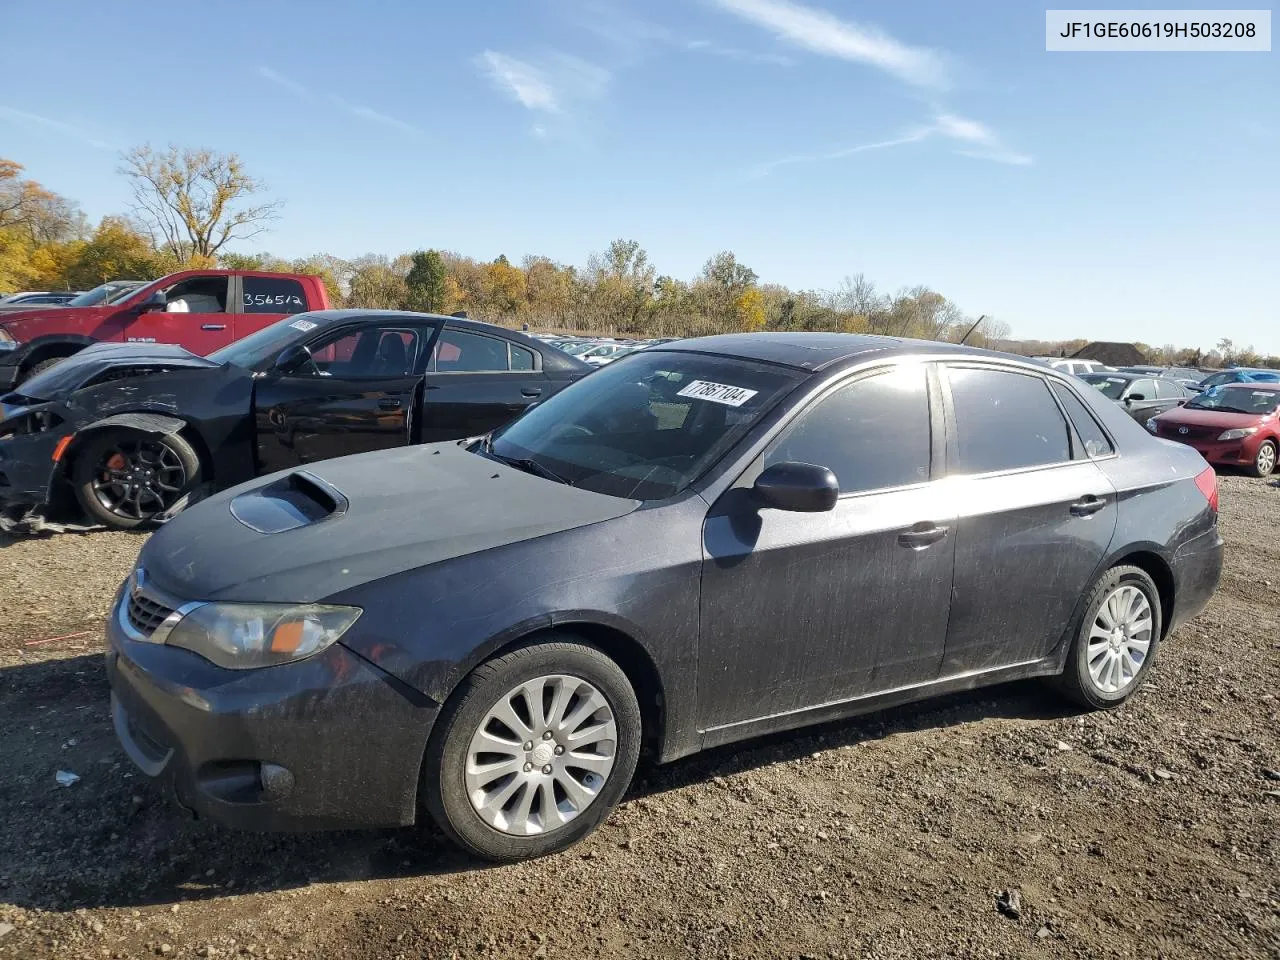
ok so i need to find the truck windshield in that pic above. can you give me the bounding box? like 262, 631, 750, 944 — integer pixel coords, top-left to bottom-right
67, 282, 146, 307
208, 315, 322, 370
488, 350, 803, 501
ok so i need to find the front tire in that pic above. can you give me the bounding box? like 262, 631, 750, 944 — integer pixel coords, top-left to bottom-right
23, 355, 70, 381
71, 429, 202, 530
1052, 565, 1163, 710
422, 638, 642, 862
1250, 440, 1277, 478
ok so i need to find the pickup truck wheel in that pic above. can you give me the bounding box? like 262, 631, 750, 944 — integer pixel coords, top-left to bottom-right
71, 429, 202, 530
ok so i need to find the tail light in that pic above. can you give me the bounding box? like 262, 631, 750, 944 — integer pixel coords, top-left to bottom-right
1193, 466, 1218, 514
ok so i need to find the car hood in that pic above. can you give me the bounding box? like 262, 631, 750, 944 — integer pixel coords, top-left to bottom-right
1155, 406, 1267, 429
7, 342, 220, 402
0, 304, 105, 327
140, 442, 642, 603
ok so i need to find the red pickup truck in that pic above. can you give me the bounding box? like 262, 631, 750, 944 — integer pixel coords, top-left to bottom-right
0, 269, 330, 389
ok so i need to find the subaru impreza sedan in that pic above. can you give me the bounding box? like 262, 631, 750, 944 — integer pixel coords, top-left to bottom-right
106, 334, 1223, 861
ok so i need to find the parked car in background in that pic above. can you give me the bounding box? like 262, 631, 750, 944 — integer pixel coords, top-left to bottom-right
0, 311, 590, 529
104, 333, 1222, 861
1196, 368, 1280, 391
581, 343, 635, 366
1147, 382, 1280, 477
1078, 372, 1191, 422
1033, 357, 1112, 376
1118, 366, 1205, 391
0, 269, 331, 388
0, 291, 83, 310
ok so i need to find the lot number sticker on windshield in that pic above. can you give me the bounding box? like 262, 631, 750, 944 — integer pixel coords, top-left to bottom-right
677, 380, 758, 407
289, 318, 318, 332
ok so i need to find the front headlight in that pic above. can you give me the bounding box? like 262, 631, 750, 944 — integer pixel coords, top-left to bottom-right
0, 327, 15, 350
1144, 417, 1158, 434
165, 602, 362, 670
1218, 427, 1258, 441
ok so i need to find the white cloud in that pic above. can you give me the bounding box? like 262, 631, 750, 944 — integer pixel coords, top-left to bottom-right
684, 39, 793, 65
711, 0, 946, 87
256, 66, 314, 100
478, 51, 562, 113
0, 105, 116, 151
746, 112, 1031, 177
331, 97, 424, 138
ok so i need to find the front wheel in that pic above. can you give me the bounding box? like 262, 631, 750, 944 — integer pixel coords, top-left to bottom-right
1051, 565, 1163, 710
1250, 440, 1277, 478
422, 638, 642, 861
71, 429, 202, 530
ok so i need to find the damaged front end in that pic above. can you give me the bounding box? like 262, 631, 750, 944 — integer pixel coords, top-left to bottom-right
0, 392, 76, 523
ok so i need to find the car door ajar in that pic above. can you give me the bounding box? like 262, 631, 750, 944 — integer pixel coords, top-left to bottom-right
938, 366, 1117, 675
420, 328, 549, 442
698, 362, 956, 732
254, 320, 437, 474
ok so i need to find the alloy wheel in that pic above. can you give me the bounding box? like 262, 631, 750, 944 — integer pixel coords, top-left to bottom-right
90, 437, 189, 521
465, 674, 618, 836
1086, 585, 1153, 694
1258, 443, 1277, 476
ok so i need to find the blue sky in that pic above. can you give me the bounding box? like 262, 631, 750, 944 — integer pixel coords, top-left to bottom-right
2, 0, 1277, 352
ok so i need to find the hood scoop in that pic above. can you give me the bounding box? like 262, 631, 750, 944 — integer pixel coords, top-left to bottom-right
229, 470, 349, 534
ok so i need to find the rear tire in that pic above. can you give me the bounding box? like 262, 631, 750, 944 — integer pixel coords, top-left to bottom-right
422, 638, 641, 862
71, 429, 202, 530
1250, 440, 1277, 478
1051, 565, 1163, 710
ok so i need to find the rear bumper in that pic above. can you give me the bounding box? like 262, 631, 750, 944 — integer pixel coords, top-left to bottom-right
1168, 525, 1224, 634
105, 586, 441, 831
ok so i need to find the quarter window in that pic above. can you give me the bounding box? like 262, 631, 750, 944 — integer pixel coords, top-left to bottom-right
947, 367, 1070, 474
242, 276, 307, 314
1051, 382, 1114, 458
764, 364, 931, 494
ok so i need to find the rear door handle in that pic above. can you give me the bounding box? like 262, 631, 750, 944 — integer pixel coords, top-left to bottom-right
377, 398, 403, 411
521, 386, 543, 398
1070, 495, 1107, 517
897, 522, 949, 549
201, 323, 226, 331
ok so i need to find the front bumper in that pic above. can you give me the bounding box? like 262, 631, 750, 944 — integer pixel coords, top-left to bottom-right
1161, 435, 1259, 468
0, 358, 18, 391
105, 588, 441, 831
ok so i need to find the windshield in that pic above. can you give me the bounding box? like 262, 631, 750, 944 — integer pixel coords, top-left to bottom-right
67, 281, 144, 307
207, 314, 322, 369
1080, 374, 1130, 400
1185, 385, 1280, 415
489, 350, 804, 500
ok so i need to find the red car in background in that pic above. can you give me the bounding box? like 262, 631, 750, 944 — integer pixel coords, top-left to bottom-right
0, 269, 331, 389
1148, 383, 1280, 477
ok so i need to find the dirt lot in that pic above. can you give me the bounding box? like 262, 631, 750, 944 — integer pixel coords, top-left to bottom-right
1, 475, 1277, 960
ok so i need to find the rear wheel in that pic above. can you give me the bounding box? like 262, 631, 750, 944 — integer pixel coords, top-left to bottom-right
1250, 440, 1277, 478
1052, 565, 1162, 710
71, 429, 202, 530
422, 638, 641, 862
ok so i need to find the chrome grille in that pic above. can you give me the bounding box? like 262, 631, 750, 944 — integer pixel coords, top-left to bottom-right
1162, 423, 1219, 441
126, 590, 175, 637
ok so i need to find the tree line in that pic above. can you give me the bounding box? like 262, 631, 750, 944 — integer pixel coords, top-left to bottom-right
2, 148, 1275, 367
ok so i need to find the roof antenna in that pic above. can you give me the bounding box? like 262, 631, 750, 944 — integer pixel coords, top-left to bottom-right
958, 314, 987, 346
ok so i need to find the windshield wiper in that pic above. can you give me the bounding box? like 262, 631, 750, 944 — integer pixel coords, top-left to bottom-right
484, 448, 571, 486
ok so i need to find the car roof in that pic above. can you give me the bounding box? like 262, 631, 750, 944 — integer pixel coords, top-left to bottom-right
653, 332, 1054, 373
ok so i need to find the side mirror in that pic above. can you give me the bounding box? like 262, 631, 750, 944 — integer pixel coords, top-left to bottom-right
136, 290, 166, 313
753, 461, 839, 513
1125, 393, 1144, 403
273, 343, 312, 375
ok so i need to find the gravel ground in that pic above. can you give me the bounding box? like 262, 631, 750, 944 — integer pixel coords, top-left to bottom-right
0, 474, 1277, 959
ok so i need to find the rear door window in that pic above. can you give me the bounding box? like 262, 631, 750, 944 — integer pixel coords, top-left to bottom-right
432, 329, 513, 372
947, 367, 1071, 474
1051, 382, 1115, 458
243, 276, 307, 314
765, 364, 932, 494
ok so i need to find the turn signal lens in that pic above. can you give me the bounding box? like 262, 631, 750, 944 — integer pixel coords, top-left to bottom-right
51, 435, 74, 461
1193, 466, 1218, 514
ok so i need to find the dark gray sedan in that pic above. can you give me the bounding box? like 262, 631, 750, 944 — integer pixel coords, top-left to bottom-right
1079, 371, 1192, 422
106, 334, 1223, 861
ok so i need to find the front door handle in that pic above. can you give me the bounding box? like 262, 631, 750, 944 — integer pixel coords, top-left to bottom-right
377, 398, 403, 411
1070, 495, 1107, 517
201, 323, 226, 331
897, 522, 949, 549
521, 386, 543, 398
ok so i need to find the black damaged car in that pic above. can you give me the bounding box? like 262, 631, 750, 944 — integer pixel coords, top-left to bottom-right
0, 311, 589, 529
106, 334, 1223, 861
